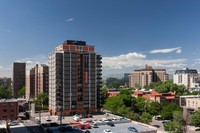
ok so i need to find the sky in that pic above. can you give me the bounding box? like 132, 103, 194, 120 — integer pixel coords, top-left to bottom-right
1, 0, 200, 78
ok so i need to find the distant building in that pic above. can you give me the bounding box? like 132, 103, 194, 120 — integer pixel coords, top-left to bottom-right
129, 65, 168, 88
49, 40, 102, 115
0, 77, 11, 88
180, 95, 200, 111
0, 99, 18, 120
107, 91, 120, 97
173, 68, 200, 89
34, 64, 49, 94
26, 64, 49, 101
123, 73, 130, 86
133, 90, 179, 105
26, 68, 35, 101
13, 62, 26, 98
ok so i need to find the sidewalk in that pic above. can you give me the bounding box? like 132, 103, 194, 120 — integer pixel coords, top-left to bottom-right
10, 123, 30, 133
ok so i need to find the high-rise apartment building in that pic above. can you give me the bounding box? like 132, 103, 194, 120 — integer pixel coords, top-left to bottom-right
26, 64, 49, 101
26, 68, 35, 101
34, 64, 49, 94
13, 62, 26, 98
49, 40, 102, 115
173, 68, 200, 89
129, 65, 168, 88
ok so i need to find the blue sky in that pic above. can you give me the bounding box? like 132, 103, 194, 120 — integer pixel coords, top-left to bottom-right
0, 0, 200, 78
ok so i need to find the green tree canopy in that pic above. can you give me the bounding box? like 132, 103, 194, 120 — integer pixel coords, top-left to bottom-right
18, 86, 25, 98
173, 111, 185, 133
134, 97, 149, 113
146, 80, 186, 95
0, 86, 12, 99
104, 95, 131, 115
164, 121, 175, 132
160, 103, 182, 120
190, 109, 200, 127
101, 85, 108, 104
109, 81, 120, 89
147, 101, 162, 116
140, 112, 152, 124
34, 92, 48, 109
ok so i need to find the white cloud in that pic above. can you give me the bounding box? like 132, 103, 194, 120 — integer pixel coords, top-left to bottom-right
66, 18, 74, 22
150, 47, 182, 54
0, 66, 3, 69
102, 52, 187, 70
15, 55, 48, 70
103, 52, 146, 69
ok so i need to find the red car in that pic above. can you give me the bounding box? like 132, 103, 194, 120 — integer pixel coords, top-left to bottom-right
86, 120, 93, 124
78, 124, 85, 129
84, 124, 91, 129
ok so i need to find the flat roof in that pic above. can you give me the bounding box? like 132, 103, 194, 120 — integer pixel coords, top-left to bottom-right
0, 99, 18, 103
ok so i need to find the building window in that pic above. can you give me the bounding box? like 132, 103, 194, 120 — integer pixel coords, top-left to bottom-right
11, 103, 14, 106
3, 109, 7, 113
3, 103, 7, 107
11, 110, 14, 112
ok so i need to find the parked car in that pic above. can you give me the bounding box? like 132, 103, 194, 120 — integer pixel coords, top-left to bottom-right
104, 129, 112, 133
91, 123, 98, 128
77, 124, 85, 129
84, 124, 91, 129
8, 121, 19, 126
73, 116, 80, 122
128, 127, 138, 132
107, 122, 114, 127
45, 116, 52, 121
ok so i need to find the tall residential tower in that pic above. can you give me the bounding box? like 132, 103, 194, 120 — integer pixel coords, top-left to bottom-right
26, 64, 49, 101
49, 40, 102, 115
13, 62, 26, 98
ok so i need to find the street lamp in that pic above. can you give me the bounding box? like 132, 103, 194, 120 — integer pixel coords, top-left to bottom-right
57, 105, 63, 127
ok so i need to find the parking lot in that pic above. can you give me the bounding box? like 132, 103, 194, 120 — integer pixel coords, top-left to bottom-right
33, 112, 157, 133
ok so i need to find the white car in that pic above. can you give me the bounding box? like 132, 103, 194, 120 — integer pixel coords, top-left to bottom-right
73, 116, 80, 122
104, 129, 112, 133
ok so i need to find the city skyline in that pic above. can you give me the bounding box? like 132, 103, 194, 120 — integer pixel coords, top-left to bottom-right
1, 0, 200, 77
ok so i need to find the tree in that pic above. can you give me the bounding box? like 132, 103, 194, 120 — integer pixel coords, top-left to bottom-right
190, 109, 200, 127
110, 81, 120, 89
164, 121, 175, 132
173, 111, 184, 133
104, 95, 131, 116
160, 103, 182, 120
34, 92, 48, 109
18, 86, 26, 98
134, 97, 149, 113
0, 86, 12, 99
140, 112, 152, 124
104, 96, 124, 114
101, 86, 108, 104
126, 112, 140, 121
147, 101, 162, 116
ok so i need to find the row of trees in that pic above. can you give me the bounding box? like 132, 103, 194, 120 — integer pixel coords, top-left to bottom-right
103, 89, 182, 124
0, 85, 26, 99
144, 80, 187, 95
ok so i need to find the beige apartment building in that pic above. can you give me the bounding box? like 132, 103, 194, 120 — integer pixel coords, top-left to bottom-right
26, 64, 49, 101
180, 95, 200, 111
129, 65, 168, 88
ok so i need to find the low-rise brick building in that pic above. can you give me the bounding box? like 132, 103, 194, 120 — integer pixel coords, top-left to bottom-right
0, 99, 18, 120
